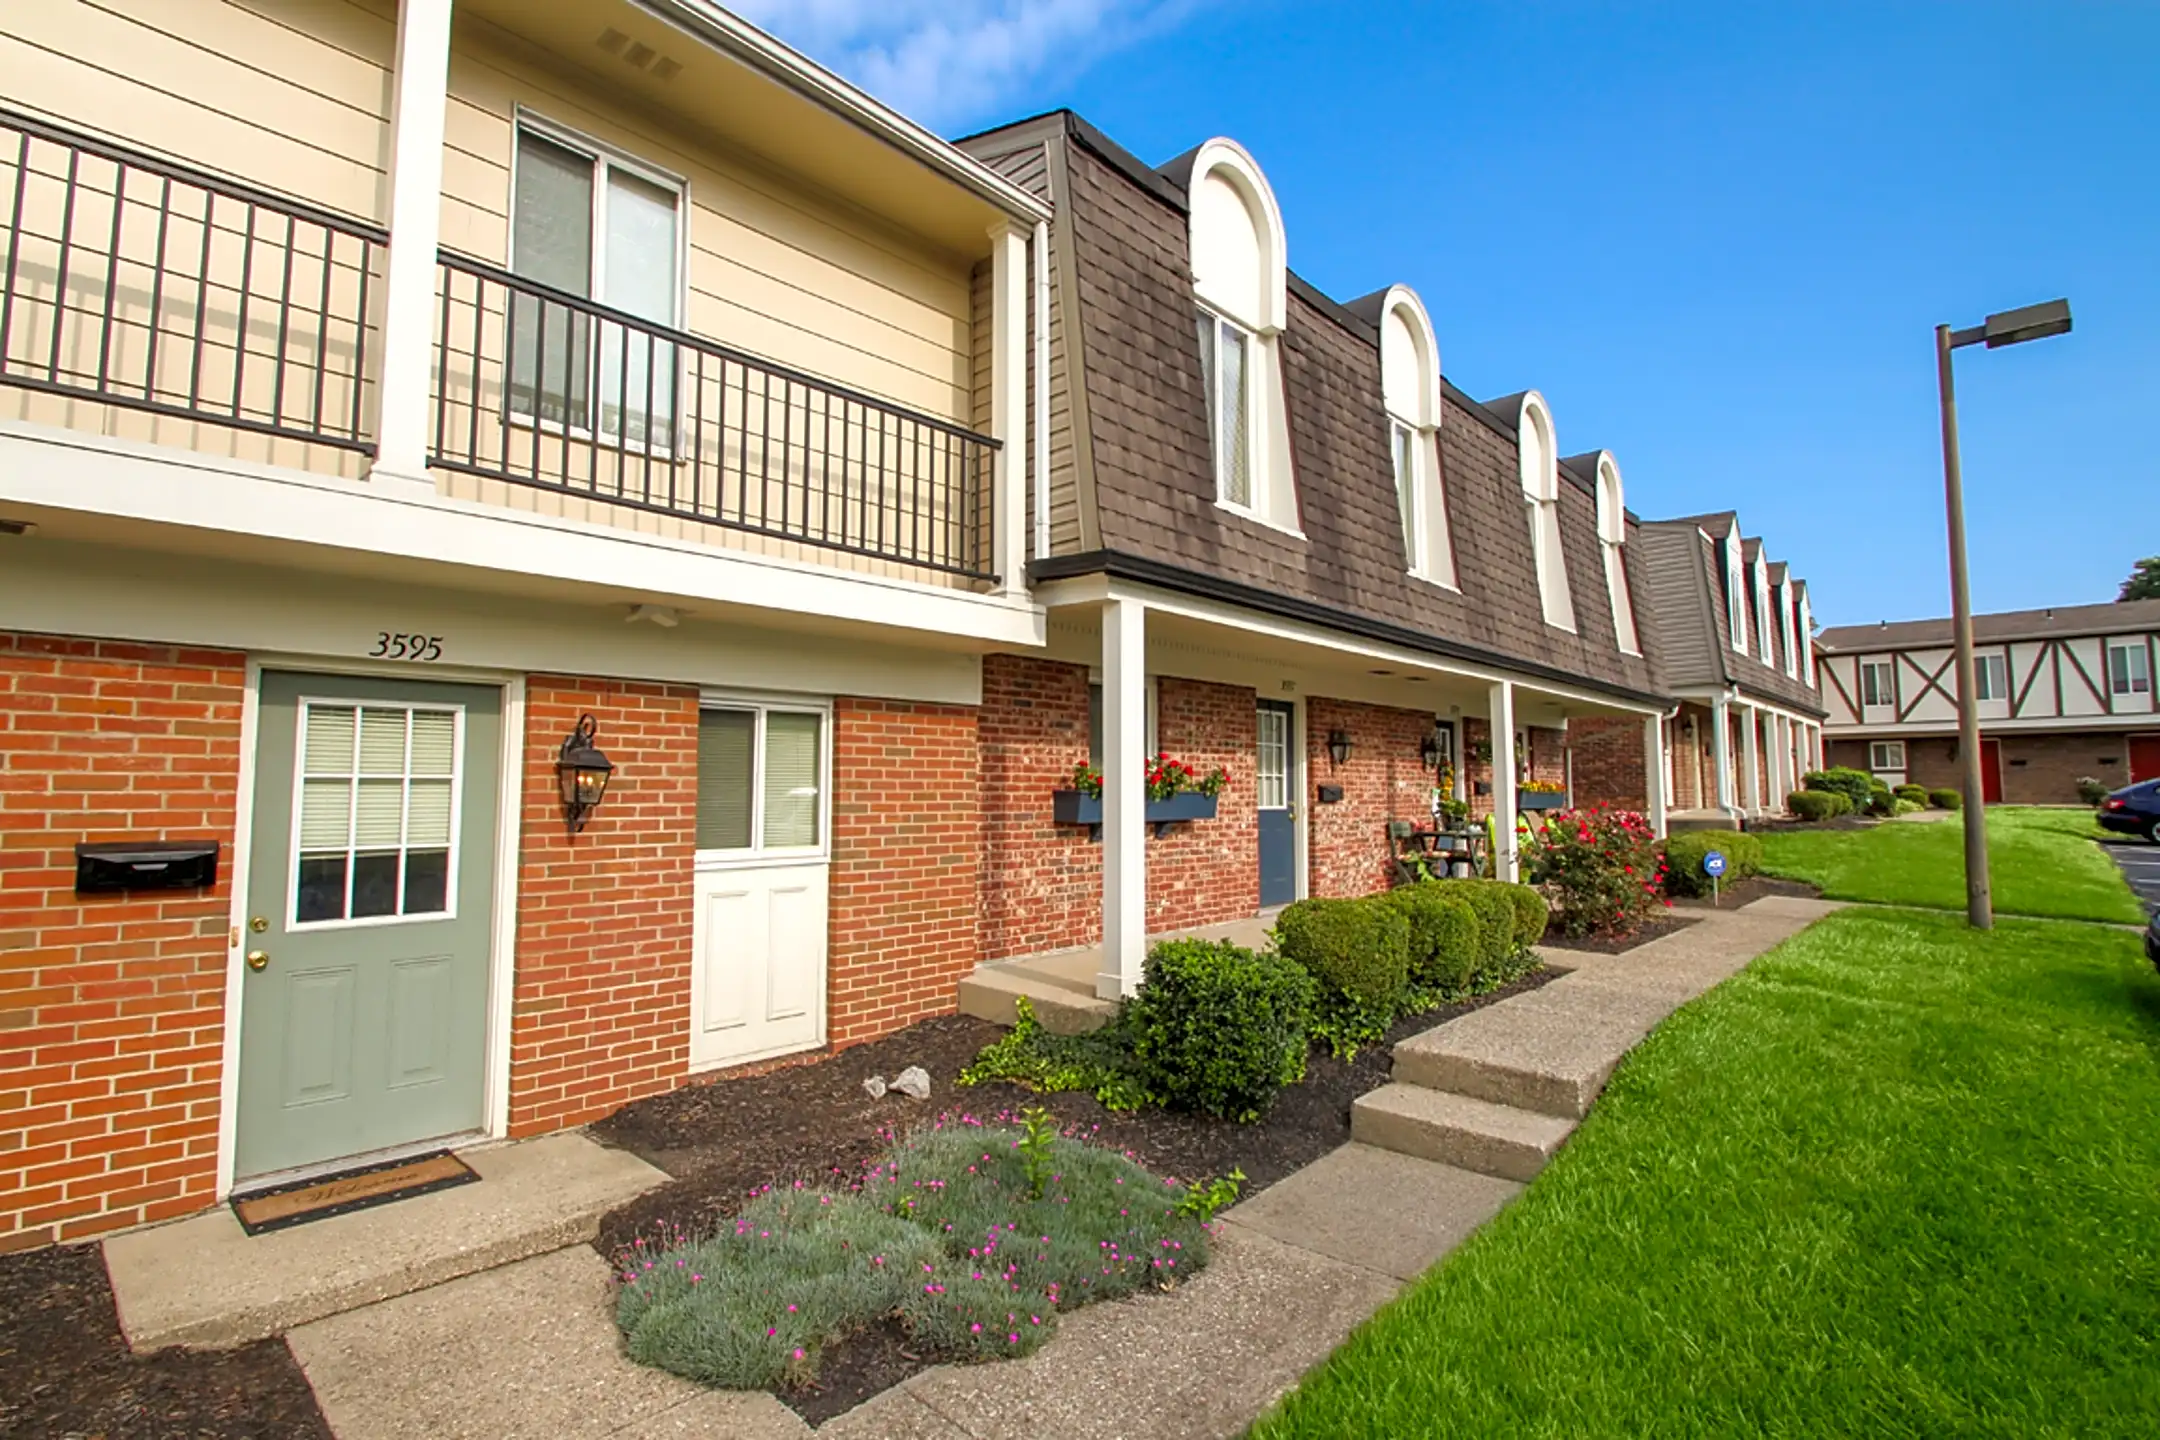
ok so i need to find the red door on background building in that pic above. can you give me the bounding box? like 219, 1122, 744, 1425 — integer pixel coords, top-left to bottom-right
2131, 735, 2160, 782
1980, 739, 2003, 803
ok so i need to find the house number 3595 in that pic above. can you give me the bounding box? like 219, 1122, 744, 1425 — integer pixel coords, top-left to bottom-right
370, 633, 445, 661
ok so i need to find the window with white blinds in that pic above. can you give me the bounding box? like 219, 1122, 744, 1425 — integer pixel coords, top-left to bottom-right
696, 704, 826, 856
293, 702, 461, 925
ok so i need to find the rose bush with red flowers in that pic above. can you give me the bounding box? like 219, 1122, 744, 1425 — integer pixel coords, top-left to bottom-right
1524, 805, 1669, 939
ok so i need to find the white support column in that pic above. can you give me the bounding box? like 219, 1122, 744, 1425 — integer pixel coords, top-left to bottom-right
1767, 714, 1787, 810
1711, 695, 1735, 814
1643, 712, 1668, 838
1098, 597, 1147, 999
1740, 704, 1762, 816
370, 0, 455, 496
1489, 681, 1518, 881
988, 223, 1030, 595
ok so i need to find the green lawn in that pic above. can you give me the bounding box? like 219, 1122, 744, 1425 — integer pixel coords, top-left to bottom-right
1252, 908, 2160, 1437
1753, 805, 2142, 924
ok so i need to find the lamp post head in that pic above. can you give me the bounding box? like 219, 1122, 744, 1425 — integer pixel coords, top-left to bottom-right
1983, 298, 2071, 348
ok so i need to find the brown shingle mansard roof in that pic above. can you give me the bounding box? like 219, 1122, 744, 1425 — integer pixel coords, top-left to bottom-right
1637, 518, 1825, 716
1818, 597, 2160, 651
957, 110, 1667, 708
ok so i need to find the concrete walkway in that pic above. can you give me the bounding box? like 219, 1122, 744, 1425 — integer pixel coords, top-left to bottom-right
267, 896, 1833, 1440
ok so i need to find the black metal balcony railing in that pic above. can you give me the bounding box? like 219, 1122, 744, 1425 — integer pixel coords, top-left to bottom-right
431, 256, 999, 581
0, 106, 383, 452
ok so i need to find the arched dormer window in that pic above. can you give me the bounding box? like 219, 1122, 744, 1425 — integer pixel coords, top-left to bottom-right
1781, 583, 1801, 678
1594, 453, 1639, 654
1752, 550, 1774, 665
1519, 393, 1575, 631
1186, 139, 1299, 535
1377, 286, 1454, 587
1724, 527, 1747, 654
1797, 586, 1816, 684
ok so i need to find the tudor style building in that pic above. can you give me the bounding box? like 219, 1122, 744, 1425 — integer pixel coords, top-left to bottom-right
1818, 599, 2160, 802
952, 113, 1669, 999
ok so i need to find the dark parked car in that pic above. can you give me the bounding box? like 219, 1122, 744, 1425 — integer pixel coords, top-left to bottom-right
2095, 780, 2160, 844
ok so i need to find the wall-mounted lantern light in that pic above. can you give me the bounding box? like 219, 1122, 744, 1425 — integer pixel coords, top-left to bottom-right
556, 713, 613, 834
1326, 728, 1353, 769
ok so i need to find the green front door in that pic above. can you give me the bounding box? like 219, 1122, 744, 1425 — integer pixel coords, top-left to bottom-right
234, 672, 502, 1181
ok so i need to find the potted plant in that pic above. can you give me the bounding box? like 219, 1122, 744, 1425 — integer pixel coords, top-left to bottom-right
1053, 755, 1230, 836
1518, 778, 1570, 811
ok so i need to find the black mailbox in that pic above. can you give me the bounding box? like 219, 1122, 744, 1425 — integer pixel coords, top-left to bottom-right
75, 841, 220, 894
1316, 784, 1345, 805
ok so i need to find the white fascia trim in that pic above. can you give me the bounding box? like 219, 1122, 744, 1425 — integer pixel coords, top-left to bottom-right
0, 423, 1044, 650
638, 0, 1051, 226
1669, 686, 1823, 728
1035, 573, 1664, 716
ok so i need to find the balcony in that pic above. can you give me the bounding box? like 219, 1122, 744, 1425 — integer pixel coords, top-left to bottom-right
0, 106, 1001, 584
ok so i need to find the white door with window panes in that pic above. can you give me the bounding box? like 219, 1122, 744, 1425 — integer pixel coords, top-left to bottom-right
690, 700, 829, 1071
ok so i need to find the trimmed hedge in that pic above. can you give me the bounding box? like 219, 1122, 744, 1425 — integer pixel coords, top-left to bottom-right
1446, 881, 1520, 974
1274, 899, 1411, 1008
1450, 877, 1549, 950
1663, 829, 1764, 897
1863, 785, 1897, 817
1894, 783, 1929, 805
1802, 766, 1878, 812
1928, 787, 1962, 810
1127, 939, 1314, 1121
1378, 884, 1481, 990
1787, 789, 1847, 822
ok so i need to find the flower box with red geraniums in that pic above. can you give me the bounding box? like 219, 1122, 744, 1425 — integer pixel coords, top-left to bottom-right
1053, 756, 1229, 835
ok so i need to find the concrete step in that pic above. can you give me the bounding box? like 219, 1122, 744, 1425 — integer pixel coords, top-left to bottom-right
1389, 983, 1670, 1118
955, 962, 1118, 1034
103, 1132, 664, 1351
1351, 1084, 1577, 1183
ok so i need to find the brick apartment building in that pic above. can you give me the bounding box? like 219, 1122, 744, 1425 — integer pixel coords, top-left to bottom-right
3, 2, 1757, 1253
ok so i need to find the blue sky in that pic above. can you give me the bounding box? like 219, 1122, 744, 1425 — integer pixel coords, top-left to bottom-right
742, 1, 2158, 628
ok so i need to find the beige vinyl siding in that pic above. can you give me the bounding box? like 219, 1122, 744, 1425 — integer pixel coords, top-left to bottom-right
0, 0, 388, 479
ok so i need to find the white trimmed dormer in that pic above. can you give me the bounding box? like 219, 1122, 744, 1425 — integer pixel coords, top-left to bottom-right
1593, 452, 1639, 654
1751, 548, 1774, 665
1186, 138, 1300, 536
1518, 392, 1575, 631
1724, 527, 1748, 654
1375, 285, 1455, 588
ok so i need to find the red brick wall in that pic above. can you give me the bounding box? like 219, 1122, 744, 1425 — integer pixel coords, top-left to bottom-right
829, 698, 980, 1046
979, 656, 1261, 961
0, 633, 244, 1251
509, 678, 696, 1137
1148, 678, 1259, 930
1307, 698, 1435, 898
1459, 718, 1569, 822
1568, 715, 1649, 812
1830, 731, 2142, 805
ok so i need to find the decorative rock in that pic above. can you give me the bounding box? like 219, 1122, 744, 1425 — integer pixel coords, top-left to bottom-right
861, 1076, 887, 1099
892, 1066, 931, 1101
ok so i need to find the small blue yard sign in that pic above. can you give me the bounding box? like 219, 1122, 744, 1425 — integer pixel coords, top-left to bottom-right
1702, 850, 1727, 878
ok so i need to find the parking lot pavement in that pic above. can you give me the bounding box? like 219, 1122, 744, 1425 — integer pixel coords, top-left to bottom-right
2100, 838, 2160, 914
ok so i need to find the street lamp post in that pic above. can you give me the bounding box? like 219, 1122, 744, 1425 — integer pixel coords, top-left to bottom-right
1934, 298, 2072, 931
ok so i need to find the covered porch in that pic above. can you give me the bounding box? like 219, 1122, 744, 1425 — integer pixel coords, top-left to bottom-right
1665, 690, 1828, 825
983, 575, 1668, 1002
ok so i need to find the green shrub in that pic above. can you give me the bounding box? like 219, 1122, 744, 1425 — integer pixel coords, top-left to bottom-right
1444, 881, 1519, 976
1894, 783, 1929, 805
1802, 766, 1878, 812
1928, 787, 1962, 810
1893, 797, 1925, 815
1863, 785, 1897, 817
2076, 775, 2110, 806
958, 997, 1144, 1110
1454, 877, 1550, 949
1662, 829, 1764, 897
1125, 939, 1313, 1121
1787, 790, 1844, 822
1378, 884, 1480, 990
1274, 899, 1410, 1007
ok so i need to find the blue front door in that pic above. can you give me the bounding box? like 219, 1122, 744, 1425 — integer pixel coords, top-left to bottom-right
1257, 701, 1297, 907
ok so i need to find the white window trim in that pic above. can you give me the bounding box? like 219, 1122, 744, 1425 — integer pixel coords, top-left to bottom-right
2108, 641, 2152, 697
1753, 565, 1774, 665
1799, 595, 1816, 683
286, 696, 467, 933
1594, 454, 1637, 655
1198, 305, 1262, 520
506, 110, 690, 451
1861, 660, 1896, 709
1377, 286, 1455, 591
1974, 651, 2009, 702
693, 691, 834, 870
1725, 542, 1747, 654
1870, 740, 1906, 771
1781, 593, 1801, 678
1519, 393, 1575, 633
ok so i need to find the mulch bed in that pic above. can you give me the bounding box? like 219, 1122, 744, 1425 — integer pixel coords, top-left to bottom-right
1668, 875, 1822, 911
590, 966, 1560, 1424
0, 1241, 332, 1440
1538, 909, 1702, 955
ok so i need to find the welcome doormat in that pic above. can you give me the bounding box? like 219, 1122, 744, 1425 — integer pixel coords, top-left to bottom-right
231, 1150, 478, 1235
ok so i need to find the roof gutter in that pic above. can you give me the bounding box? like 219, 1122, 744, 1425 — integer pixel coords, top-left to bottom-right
636, 0, 1053, 226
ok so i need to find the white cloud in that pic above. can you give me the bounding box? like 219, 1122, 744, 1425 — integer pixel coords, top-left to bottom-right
727, 0, 1209, 131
